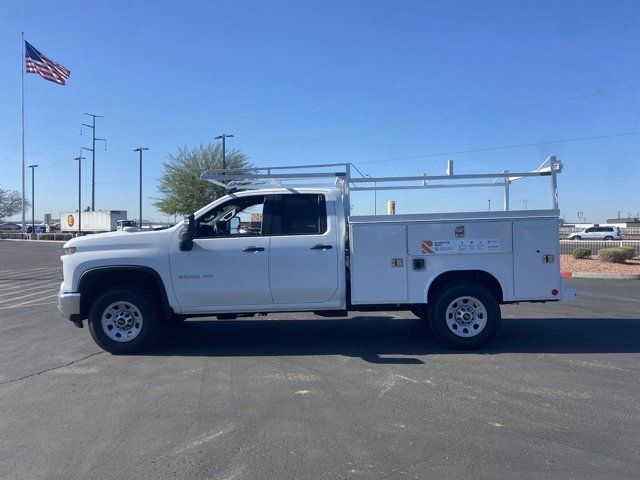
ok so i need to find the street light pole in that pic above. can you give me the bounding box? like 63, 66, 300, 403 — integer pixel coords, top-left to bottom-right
133, 147, 149, 229
74, 153, 85, 236
28, 164, 38, 233
214, 134, 234, 170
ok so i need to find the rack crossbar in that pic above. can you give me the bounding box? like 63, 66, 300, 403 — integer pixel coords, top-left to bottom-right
352, 182, 502, 191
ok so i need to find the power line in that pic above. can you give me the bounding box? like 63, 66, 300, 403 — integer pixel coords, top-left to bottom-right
237, 31, 640, 118
247, 76, 640, 142
249, 84, 640, 147
356, 131, 640, 165
243, 69, 493, 116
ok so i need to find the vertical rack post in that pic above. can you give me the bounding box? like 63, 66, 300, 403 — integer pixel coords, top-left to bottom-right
503, 170, 510, 211
344, 163, 351, 218
549, 156, 559, 210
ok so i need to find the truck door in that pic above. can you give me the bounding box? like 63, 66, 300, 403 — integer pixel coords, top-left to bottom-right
268, 193, 339, 304
170, 194, 273, 308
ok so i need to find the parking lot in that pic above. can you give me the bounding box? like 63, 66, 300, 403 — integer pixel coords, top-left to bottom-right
1, 240, 639, 480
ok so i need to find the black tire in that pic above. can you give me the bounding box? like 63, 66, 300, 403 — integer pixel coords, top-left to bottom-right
410, 305, 429, 321
428, 282, 501, 350
572, 236, 581, 241
603, 236, 613, 241
88, 287, 160, 354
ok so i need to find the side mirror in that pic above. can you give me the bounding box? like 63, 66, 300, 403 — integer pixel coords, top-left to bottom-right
179, 213, 195, 251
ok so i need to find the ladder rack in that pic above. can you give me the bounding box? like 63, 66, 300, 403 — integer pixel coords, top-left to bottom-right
201, 156, 563, 213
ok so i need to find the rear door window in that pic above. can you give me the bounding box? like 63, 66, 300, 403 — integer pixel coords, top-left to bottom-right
271, 194, 327, 235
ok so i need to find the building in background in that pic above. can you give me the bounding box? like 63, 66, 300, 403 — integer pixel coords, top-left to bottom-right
606, 217, 640, 228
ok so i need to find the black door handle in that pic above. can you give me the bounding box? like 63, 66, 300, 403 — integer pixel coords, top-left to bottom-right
242, 246, 265, 253
310, 244, 333, 250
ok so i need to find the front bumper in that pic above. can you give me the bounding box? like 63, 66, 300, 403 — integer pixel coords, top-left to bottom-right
57, 287, 81, 321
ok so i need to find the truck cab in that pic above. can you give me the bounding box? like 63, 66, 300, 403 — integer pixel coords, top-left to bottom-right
169, 188, 345, 312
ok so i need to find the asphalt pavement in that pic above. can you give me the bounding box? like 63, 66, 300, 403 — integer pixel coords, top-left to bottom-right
1, 240, 639, 480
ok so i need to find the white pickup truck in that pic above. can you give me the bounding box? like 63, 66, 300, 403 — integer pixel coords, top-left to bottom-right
58, 159, 575, 354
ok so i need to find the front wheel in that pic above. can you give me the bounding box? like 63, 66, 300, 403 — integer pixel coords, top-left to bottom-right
572, 236, 581, 241
428, 282, 501, 349
88, 287, 160, 354
603, 236, 614, 241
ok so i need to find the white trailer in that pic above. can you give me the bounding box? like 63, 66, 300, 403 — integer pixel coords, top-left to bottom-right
60, 210, 127, 233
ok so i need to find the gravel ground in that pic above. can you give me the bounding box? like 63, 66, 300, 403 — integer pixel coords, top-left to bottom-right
561, 254, 640, 275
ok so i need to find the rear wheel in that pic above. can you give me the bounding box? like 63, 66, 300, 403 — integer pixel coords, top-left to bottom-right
428, 282, 501, 349
88, 287, 159, 354
603, 236, 614, 241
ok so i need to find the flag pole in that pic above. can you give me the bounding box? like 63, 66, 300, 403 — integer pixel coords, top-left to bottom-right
21, 32, 26, 235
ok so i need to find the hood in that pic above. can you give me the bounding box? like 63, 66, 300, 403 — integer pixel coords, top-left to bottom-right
63, 228, 176, 252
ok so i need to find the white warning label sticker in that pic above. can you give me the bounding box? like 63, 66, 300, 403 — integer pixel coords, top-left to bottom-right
423, 239, 502, 254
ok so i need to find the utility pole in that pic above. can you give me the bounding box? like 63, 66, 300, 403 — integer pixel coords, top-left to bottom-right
74, 153, 85, 236
488, 199, 491, 211
28, 164, 38, 233
215, 134, 234, 170
133, 147, 149, 229
81, 113, 106, 211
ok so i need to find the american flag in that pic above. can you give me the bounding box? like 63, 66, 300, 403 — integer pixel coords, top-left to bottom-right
25, 41, 70, 85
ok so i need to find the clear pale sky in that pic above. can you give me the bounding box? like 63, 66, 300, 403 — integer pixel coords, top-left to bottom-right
1, 0, 639, 223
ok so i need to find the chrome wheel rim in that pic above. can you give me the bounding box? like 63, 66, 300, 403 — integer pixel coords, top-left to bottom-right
101, 301, 143, 342
445, 296, 487, 337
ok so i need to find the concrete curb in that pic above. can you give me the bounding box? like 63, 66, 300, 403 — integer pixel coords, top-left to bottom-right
561, 271, 640, 280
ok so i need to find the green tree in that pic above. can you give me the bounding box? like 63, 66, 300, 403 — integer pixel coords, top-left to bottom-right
154, 143, 250, 216
0, 188, 29, 220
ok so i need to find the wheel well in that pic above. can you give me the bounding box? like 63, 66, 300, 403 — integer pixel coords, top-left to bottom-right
427, 270, 503, 303
78, 267, 171, 320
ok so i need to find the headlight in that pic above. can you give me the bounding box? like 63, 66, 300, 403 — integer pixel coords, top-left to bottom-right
64, 246, 77, 255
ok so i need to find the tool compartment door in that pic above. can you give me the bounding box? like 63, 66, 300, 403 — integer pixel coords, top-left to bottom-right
512, 219, 560, 300
350, 223, 408, 304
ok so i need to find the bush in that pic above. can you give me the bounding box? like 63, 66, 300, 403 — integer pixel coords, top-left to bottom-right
619, 246, 636, 260
598, 248, 627, 263
572, 248, 591, 259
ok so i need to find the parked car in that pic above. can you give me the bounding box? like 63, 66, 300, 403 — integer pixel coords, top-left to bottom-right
116, 220, 140, 232
568, 226, 622, 241
0, 222, 23, 232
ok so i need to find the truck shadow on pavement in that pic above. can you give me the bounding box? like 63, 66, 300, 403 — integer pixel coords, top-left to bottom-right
154, 316, 640, 362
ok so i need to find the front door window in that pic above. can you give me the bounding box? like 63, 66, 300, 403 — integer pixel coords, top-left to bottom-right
196, 195, 267, 238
